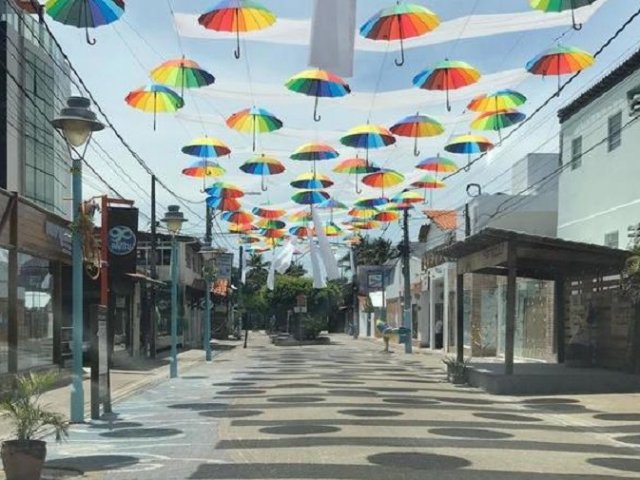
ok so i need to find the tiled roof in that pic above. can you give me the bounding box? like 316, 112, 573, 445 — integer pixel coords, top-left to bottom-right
425, 210, 457, 231
558, 47, 640, 124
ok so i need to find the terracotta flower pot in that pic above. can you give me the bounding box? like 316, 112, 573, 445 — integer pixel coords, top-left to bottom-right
1, 439, 47, 480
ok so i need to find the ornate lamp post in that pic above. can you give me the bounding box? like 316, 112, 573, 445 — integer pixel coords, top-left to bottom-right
199, 247, 218, 362
53, 97, 104, 423
160, 205, 188, 378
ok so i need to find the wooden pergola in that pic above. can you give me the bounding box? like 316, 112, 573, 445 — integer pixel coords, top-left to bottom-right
438, 228, 631, 375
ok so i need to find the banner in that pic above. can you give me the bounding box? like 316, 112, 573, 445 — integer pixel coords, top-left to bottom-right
107, 207, 138, 293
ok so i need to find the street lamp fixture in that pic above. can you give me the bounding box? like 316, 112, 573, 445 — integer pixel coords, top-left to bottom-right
199, 246, 218, 362
53, 96, 104, 424
160, 206, 188, 378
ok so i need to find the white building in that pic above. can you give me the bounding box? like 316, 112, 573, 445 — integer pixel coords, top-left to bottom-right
557, 48, 640, 248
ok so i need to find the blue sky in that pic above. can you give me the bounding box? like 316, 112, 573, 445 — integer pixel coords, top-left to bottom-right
46, 0, 640, 252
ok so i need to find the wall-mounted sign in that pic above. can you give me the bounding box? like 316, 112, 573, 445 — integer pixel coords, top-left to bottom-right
367, 272, 384, 290
108, 225, 137, 256
215, 253, 234, 281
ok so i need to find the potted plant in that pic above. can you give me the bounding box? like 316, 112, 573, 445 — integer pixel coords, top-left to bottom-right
442, 356, 471, 385
1, 371, 68, 480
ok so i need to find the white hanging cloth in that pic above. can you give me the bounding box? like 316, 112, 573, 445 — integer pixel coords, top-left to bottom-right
312, 206, 340, 280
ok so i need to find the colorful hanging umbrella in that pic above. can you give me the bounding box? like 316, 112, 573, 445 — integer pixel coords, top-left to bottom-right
292, 190, 330, 206
289, 209, 313, 222
445, 134, 494, 169
290, 172, 334, 190
526, 45, 594, 93
392, 190, 424, 204
360, 1, 440, 67
239, 154, 285, 192
351, 220, 380, 231
205, 181, 245, 199
285, 68, 351, 122
355, 196, 389, 208
390, 113, 444, 156
181, 136, 231, 158
289, 225, 312, 238
125, 84, 184, 131
291, 143, 339, 173
260, 228, 286, 239
471, 109, 527, 141
256, 218, 286, 230
362, 169, 405, 197
467, 89, 527, 114
375, 210, 400, 223
198, 0, 277, 59
226, 106, 283, 151
206, 196, 241, 212
318, 198, 347, 222
333, 156, 380, 193
322, 222, 343, 237
413, 59, 481, 111
385, 201, 415, 211
228, 223, 256, 234
222, 210, 254, 224
45, 0, 125, 44
253, 206, 286, 219
340, 124, 396, 164
150, 56, 215, 98
410, 175, 446, 203
530, 0, 597, 30
416, 155, 458, 173
349, 207, 379, 219
182, 159, 226, 191
240, 234, 261, 244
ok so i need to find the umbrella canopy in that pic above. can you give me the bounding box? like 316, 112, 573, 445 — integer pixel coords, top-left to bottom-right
285, 68, 351, 122
226, 106, 283, 151
411, 175, 446, 189
340, 124, 396, 151
362, 169, 405, 197
351, 220, 380, 231
526, 45, 594, 92
349, 207, 379, 219
289, 209, 313, 222
291, 143, 339, 173
445, 134, 494, 170
471, 109, 527, 141
290, 172, 334, 190
355, 196, 389, 208
239, 154, 285, 192
228, 223, 256, 234
413, 59, 481, 111
467, 89, 527, 114
198, 0, 276, 59
252, 206, 286, 219
256, 218, 286, 230
181, 136, 231, 158
375, 210, 400, 222
206, 196, 241, 212
260, 228, 286, 239
292, 190, 330, 205
390, 113, 445, 156
289, 226, 312, 238
125, 84, 184, 131
181, 160, 226, 178
360, 2, 440, 67
46, 0, 124, 44
150, 56, 215, 98
222, 210, 254, 224
205, 181, 245, 199
530, 0, 597, 30
333, 157, 380, 193
416, 155, 458, 173
240, 235, 261, 244
319, 198, 348, 210
392, 190, 424, 204
322, 222, 343, 237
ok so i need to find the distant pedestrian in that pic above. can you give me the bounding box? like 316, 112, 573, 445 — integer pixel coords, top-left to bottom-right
435, 319, 443, 349
376, 320, 393, 353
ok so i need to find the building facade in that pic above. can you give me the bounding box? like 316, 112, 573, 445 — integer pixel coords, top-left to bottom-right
557, 48, 640, 247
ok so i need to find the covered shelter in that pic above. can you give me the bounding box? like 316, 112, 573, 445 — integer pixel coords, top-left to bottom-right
438, 228, 634, 383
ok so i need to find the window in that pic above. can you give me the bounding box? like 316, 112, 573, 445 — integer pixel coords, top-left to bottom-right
571, 136, 582, 170
608, 111, 622, 151
604, 231, 619, 249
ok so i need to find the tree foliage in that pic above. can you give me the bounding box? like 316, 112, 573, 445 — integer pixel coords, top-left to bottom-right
346, 236, 400, 267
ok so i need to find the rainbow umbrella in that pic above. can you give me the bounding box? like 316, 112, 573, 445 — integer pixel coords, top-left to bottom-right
360, 1, 440, 67
467, 89, 527, 114
445, 134, 494, 169
205, 181, 245, 199
390, 112, 444, 156
206, 196, 241, 212
181, 136, 231, 158
182, 159, 226, 191
392, 190, 424, 204
125, 84, 184, 131
319, 198, 347, 222
222, 210, 254, 224
340, 124, 396, 165
289, 225, 312, 238
289, 209, 313, 222
416, 155, 458, 174
386, 201, 415, 211
256, 218, 286, 230
46, 0, 124, 44
228, 223, 256, 234
285, 68, 351, 122
375, 210, 400, 223
351, 220, 380, 231
355, 196, 389, 208
526, 45, 594, 93
362, 169, 405, 198
471, 109, 527, 141
239, 154, 285, 192
253, 206, 286, 219
292, 190, 330, 206
240, 234, 261, 244
226, 106, 283, 151
322, 222, 343, 237
150, 56, 215, 98
290, 143, 339, 174
333, 156, 380, 193
530, 0, 597, 30
198, 0, 276, 59
413, 59, 481, 111
290, 172, 334, 190
260, 228, 286, 239
349, 207, 379, 219
410, 175, 445, 203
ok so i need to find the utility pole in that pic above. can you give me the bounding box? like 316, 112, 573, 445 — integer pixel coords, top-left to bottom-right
240, 245, 248, 348
351, 245, 359, 339
205, 205, 212, 247
149, 175, 157, 358
402, 207, 413, 354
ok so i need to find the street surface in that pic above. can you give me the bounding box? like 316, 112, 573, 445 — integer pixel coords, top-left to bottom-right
43, 333, 640, 479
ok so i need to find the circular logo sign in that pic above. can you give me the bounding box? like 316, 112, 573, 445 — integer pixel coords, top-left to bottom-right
108, 225, 137, 256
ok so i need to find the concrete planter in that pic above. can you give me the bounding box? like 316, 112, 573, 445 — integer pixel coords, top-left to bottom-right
1, 439, 47, 480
